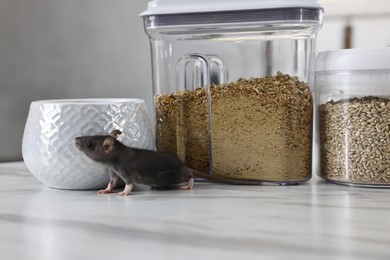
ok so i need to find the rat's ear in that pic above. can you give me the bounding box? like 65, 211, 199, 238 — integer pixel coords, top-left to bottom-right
109, 130, 122, 139
103, 137, 114, 153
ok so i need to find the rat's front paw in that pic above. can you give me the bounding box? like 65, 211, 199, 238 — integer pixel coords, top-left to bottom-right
116, 191, 129, 196
98, 189, 112, 194
116, 184, 133, 196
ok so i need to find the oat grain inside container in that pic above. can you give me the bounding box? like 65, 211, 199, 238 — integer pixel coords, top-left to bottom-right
141, 0, 323, 184
316, 48, 390, 187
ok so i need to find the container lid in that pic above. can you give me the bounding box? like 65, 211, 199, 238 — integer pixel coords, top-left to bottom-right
316, 48, 390, 72
140, 0, 323, 16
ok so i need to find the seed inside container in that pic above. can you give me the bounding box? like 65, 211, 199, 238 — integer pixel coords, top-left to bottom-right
319, 96, 390, 185
155, 72, 312, 182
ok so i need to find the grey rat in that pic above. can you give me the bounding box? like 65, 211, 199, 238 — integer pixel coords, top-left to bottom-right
75, 130, 262, 196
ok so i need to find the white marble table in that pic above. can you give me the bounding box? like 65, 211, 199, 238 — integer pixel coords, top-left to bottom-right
1, 161, 389, 260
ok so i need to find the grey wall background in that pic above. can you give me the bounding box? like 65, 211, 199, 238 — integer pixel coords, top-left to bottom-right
1, 0, 390, 161
0, 0, 151, 161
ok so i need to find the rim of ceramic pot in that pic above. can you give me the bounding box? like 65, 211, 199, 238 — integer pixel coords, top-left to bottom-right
31, 98, 145, 105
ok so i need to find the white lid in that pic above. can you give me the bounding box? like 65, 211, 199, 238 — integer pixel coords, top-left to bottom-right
140, 0, 323, 16
316, 47, 390, 72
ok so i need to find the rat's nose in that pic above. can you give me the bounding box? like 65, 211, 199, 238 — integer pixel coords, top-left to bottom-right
75, 138, 82, 150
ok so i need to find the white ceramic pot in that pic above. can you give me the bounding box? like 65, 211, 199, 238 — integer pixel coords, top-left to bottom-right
22, 98, 155, 189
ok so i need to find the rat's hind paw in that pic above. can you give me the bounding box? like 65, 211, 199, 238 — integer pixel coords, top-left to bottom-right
179, 177, 194, 190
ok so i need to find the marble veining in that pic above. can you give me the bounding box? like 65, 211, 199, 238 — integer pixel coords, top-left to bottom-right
1, 162, 390, 260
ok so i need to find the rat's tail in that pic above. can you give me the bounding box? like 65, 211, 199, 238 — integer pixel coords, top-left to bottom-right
190, 168, 264, 185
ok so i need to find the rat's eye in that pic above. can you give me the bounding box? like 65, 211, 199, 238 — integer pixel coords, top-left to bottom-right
86, 141, 95, 150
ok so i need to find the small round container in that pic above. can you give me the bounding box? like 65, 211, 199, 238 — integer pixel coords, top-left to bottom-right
315, 47, 390, 187
22, 99, 154, 189
141, 0, 323, 184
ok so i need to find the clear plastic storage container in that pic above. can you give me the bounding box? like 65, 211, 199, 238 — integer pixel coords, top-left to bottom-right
316, 48, 390, 186
141, 0, 323, 184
